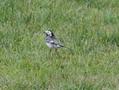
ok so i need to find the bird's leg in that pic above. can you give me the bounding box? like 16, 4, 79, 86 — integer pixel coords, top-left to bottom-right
55, 48, 57, 53
50, 49, 52, 53
49, 49, 52, 56
55, 48, 60, 57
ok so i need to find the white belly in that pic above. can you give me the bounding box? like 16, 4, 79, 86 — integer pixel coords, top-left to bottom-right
46, 42, 60, 48
46, 43, 53, 48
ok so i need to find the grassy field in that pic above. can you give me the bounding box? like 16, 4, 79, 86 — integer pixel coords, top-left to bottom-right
0, 0, 119, 90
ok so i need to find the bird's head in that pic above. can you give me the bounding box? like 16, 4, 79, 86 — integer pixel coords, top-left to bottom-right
44, 30, 55, 37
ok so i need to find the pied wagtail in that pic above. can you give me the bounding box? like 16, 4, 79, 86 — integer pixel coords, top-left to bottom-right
44, 30, 64, 49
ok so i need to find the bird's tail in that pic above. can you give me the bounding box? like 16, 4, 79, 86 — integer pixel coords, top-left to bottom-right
60, 44, 64, 47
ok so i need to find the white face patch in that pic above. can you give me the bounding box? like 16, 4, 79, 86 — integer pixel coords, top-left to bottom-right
45, 30, 52, 36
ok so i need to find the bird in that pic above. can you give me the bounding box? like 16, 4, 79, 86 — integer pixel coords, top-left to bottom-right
44, 30, 74, 55
44, 30, 64, 50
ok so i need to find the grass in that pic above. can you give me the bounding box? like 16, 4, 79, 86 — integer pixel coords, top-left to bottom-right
0, 0, 119, 90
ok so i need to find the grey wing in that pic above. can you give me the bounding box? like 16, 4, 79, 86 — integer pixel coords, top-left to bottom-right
50, 39, 64, 47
